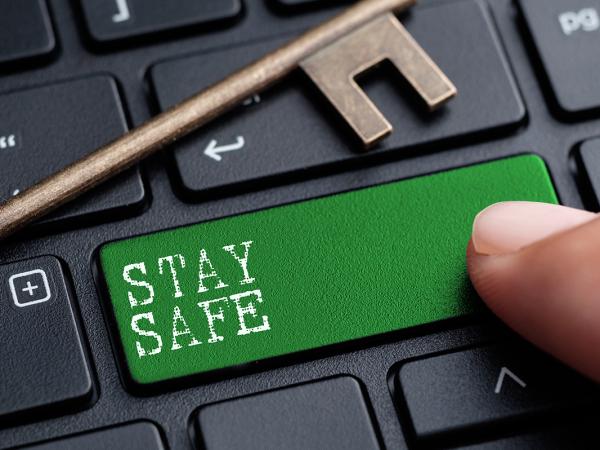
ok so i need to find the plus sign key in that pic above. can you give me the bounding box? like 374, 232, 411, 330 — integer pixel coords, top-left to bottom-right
9, 268, 51, 307
519, 0, 600, 115
0, 257, 93, 421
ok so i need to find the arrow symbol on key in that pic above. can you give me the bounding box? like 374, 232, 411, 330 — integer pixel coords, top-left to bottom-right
204, 136, 245, 162
494, 367, 527, 394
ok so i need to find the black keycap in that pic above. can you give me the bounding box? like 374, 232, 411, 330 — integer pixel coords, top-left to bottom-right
519, 0, 600, 115
578, 137, 600, 208
21, 422, 165, 449
0, 76, 145, 229
196, 377, 380, 450
460, 418, 600, 449
0, 0, 55, 66
397, 345, 596, 441
79, 0, 242, 43
151, 0, 524, 198
0, 256, 92, 421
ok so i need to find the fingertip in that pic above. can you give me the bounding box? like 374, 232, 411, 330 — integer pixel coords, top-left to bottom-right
471, 201, 596, 256
466, 205, 600, 382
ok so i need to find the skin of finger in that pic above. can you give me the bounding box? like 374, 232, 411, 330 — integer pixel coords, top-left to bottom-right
466, 219, 600, 382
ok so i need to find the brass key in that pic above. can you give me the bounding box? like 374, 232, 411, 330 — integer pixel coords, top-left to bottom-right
301, 11, 455, 147
0, 0, 456, 240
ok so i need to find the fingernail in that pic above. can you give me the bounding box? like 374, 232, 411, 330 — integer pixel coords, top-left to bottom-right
472, 201, 597, 255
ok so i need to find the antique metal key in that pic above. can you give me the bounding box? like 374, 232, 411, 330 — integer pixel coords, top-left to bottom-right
0, 0, 456, 240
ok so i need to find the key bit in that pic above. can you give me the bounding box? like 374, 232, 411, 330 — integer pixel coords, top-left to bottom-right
301, 12, 456, 148
0, 0, 456, 241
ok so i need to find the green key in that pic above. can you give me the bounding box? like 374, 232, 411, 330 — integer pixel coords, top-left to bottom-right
100, 155, 557, 386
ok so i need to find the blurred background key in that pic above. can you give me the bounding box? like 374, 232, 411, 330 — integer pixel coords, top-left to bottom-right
0, 76, 145, 230
0, 0, 55, 66
21, 422, 165, 449
519, 0, 600, 115
578, 137, 600, 209
79, 0, 242, 43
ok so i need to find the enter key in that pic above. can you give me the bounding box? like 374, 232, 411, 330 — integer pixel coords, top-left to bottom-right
99, 155, 557, 387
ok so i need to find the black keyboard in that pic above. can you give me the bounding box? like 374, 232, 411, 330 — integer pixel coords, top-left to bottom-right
1, 0, 600, 449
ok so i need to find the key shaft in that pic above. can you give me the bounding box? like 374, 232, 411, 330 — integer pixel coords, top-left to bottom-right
0, 0, 415, 240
